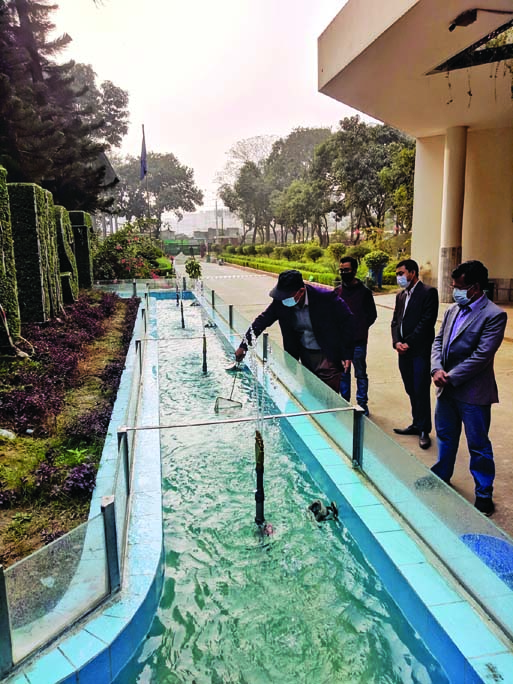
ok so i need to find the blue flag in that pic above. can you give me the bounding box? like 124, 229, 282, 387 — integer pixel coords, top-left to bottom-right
140, 125, 147, 180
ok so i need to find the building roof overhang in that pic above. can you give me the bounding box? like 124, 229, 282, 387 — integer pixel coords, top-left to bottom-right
318, 0, 513, 138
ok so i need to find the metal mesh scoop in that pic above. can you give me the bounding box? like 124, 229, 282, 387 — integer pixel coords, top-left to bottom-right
214, 370, 242, 412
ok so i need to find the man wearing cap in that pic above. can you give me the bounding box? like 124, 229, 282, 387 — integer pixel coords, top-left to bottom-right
235, 270, 354, 391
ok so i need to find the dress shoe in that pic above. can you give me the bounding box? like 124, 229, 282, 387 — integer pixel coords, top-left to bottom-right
419, 432, 431, 449
474, 496, 495, 517
393, 425, 420, 436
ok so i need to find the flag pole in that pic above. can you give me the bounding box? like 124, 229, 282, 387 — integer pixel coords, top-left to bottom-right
140, 124, 151, 237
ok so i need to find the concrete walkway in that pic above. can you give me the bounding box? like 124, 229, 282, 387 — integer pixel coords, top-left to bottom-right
194, 259, 513, 538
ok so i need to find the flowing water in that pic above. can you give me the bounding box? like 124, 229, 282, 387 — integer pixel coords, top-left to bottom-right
117, 299, 448, 683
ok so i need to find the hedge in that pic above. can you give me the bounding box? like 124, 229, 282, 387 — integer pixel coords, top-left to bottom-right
8, 183, 56, 323
69, 211, 93, 289
220, 255, 338, 287
0, 166, 21, 345
55, 206, 79, 303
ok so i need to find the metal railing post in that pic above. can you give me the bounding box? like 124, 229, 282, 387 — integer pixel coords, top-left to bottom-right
101, 496, 121, 593
211, 290, 216, 310
0, 566, 13, 677
352, 406, 365, 468
135, 339, 142, 373
182, 276, 186, 291
132, 278, 137, 297
263, 333, 269, 362
229, 304, 233, 330
117, 427, 130, 495
141, 308, 147, 332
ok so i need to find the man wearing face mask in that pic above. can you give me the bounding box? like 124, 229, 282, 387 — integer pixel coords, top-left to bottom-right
430, 260, 507, 516
335, 257, 377, 415
391, 259, 439, 449
235, 270, 354, 391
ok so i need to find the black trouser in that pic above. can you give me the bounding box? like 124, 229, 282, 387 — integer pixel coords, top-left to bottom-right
299, 347, 341, 392
398, 351, 432, 433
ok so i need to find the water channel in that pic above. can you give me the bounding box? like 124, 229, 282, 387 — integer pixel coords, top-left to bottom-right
116, 297, 448, 683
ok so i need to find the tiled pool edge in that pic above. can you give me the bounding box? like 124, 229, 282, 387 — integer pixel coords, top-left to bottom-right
5, 298, 164, 684
256, 363, 513, 683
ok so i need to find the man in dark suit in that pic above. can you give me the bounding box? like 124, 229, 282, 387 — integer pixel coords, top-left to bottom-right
335, 256, 377, 415
430, 260, 507, 516
391, 259, 439, 449
235, 270, 354, 391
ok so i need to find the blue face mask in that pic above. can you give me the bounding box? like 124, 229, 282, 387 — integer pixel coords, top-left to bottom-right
453, 288, 471, 306
396, 275, 408, 289
282, 296, 297, 307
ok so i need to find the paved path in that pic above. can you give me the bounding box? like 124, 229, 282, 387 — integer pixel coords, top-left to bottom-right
187, 260, 513, 538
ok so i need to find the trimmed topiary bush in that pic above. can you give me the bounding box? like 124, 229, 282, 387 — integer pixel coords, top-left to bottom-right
69, 211, 94, 288
8, 183, 59, 323
54, 206, 79, 303
0, 166, 21, 346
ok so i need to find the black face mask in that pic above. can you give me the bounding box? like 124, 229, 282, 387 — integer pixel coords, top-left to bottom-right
339, 270, 354, 284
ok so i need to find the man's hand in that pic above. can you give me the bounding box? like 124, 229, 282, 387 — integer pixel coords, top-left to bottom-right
395, 342, 409, 355
432, 369, 450, 388
235, 346, 246, 363
342, 360, 351, 373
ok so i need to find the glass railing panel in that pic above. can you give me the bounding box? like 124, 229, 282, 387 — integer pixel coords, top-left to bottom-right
6, 513, 108, 663
113, 450, 129, 567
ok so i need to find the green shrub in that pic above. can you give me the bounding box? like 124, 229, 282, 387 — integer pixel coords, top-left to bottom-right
305, 245, 324, 262
185, 257, 201, 279
364, 250, 390, 271
290, 244, 306, 260
327, 242, 346, 262
345, 244, 371, 262
243, 244, 257, 256
92, 223, 163, 280
224, 244, 236, 254
272, 247, 284, 260
282, 247, 293, 261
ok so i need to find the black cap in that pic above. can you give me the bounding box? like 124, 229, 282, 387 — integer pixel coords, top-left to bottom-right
269, 270, 304, 300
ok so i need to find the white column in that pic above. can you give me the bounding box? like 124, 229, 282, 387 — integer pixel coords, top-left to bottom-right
438, 126, 467, 302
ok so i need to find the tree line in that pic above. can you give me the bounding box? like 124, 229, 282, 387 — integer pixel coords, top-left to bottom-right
0, 0, 203, 222
218, 118, 415, 247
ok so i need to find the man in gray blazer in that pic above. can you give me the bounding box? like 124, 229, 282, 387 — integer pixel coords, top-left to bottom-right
430, 260, 507, 516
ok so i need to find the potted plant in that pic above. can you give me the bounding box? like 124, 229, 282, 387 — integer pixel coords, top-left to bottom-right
364, 250, 390, 289
185, 257, 202, 279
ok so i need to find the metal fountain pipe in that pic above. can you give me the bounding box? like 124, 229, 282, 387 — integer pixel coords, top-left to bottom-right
202, 333, 207, 374
255, 430, 265, 526
180, 300, 185, 329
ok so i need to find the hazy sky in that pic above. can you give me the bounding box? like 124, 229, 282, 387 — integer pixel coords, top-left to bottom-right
54, 0, 360, 209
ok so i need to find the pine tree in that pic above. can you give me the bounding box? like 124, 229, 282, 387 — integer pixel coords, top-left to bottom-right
0, 0, 120, 211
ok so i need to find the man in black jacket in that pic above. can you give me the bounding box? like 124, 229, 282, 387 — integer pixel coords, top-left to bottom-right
235, 270, 354, 391
391, 259, 439, 449
335, 256, 377, 415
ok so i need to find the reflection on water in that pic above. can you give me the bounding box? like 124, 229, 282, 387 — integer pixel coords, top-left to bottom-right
117, 301, 448, 684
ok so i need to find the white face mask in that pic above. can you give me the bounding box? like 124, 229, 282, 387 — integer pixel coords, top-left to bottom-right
282, 296, 297, 307
396, 275, 408, 289
453, 288, 471, 306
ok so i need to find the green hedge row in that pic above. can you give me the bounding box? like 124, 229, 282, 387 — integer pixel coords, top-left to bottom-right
221, 255, 339, 287
55, 206, 79, 303
1, 174, 93, 332
69, 211, 94, 289
0, 166, 20, 346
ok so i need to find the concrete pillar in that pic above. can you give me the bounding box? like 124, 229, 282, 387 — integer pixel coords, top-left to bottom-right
438, 126, 467, 302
